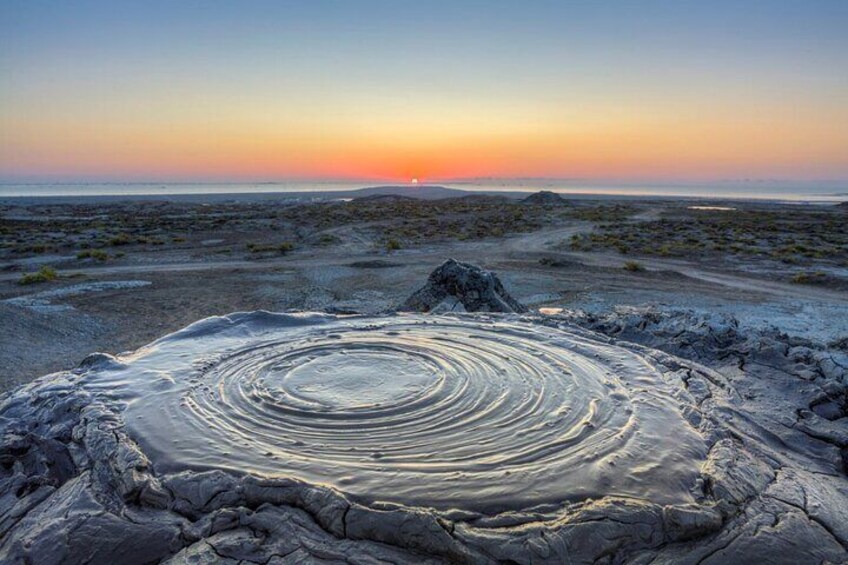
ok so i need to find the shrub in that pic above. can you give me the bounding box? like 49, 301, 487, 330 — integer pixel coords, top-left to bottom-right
791, 271, 827, 284
318, 234, 341, 246
19, 266, 58, 285
108, 233, 132, 246
77, 249, 109, 261
247, 242, 294, 254
623, 261, 645, 272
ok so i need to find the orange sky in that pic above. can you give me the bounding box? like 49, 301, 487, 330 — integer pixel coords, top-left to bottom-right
4, 99, 846, 182
2, 1, 847, 183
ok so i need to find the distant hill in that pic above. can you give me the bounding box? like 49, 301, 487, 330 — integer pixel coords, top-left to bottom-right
351, 193, 419, 203
346, 185, 480, 200
521, 190, 568, 206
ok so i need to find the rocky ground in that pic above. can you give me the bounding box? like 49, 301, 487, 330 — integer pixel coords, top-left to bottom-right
569, 205, 848, 290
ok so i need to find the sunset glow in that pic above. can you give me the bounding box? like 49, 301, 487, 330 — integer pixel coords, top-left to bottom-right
2, 1, 847, 184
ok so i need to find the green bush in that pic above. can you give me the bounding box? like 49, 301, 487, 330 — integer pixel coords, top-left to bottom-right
77, 249, 109, 261
386, 239, 401, 251
791, 271, 827, 284
108, 233, 132, 246
19, 266, 58, 285
318, 234, 341, 246
247, 242, 294, 254
623, 261, 645, 272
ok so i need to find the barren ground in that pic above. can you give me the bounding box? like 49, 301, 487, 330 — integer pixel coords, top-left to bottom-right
1, 193, 846, 391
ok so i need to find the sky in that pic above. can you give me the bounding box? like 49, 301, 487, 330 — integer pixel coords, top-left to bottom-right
1, 1, 847, 184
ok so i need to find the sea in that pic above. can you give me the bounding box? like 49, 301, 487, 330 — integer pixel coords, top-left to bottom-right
0, 179, 845, 202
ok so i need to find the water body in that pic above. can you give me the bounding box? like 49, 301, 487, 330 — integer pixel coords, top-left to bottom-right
0, 179, 845, 202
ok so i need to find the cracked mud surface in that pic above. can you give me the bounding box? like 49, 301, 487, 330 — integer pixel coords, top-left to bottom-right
2, 309, 847, 563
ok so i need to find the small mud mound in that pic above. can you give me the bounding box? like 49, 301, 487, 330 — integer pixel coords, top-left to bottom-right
398, 259, 527, 313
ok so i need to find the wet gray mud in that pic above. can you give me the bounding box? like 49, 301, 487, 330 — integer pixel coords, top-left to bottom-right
1, 309, 847, 563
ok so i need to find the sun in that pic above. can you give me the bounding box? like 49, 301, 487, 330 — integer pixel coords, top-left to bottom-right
411, 178, 419, 184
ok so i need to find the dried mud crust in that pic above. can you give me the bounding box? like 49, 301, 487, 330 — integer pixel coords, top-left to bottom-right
561, 307, 848, 562
2, 311, 845, 563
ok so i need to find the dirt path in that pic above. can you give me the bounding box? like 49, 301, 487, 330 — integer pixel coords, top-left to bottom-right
561, 251, 848, 303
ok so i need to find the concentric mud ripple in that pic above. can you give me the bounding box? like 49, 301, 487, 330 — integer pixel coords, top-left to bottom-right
82, 313, 707, 512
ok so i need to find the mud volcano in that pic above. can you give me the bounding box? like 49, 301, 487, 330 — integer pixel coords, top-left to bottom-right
87, 313, 705, 512
4, 310, 847, 563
